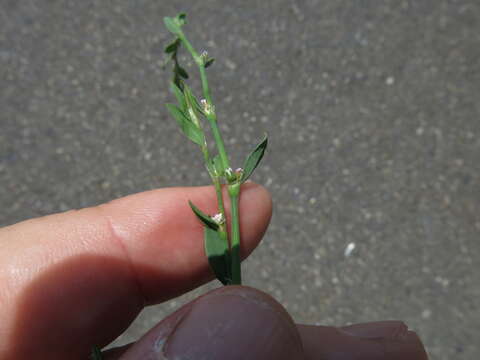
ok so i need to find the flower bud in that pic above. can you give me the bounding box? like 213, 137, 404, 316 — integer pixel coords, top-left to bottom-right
225, 167, 239, 183
200, 99, 213, 115
211, 213, 225, 225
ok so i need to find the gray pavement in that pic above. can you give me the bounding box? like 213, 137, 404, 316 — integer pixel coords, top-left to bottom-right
1, 1, 480, 359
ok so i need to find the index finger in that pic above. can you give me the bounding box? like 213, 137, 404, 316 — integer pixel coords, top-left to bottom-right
0, 183, 272, 359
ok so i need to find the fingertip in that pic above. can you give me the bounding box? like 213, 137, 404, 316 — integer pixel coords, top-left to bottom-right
237, 182, 273, 257
121, 286, 304, 360
100, 183, 272, 303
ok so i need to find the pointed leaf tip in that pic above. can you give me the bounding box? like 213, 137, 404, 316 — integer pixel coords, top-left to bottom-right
241, 134, 268, 183
189, 201, 219, 230
204, 58, 215, 68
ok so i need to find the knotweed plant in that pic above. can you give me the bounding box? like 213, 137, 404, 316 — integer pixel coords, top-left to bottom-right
91, 13, 267, 359
163, 13, 267, 286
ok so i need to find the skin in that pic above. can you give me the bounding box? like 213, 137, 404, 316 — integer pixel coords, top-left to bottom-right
0, 183, 270, 359
0, 183, 428, 359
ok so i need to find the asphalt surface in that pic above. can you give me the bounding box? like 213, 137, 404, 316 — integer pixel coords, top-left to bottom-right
1, 1, 479, 359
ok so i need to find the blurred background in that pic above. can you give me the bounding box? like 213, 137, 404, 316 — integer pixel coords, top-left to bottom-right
1, 1, 479, 359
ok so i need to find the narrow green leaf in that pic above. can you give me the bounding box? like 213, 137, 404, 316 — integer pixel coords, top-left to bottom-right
176, 65, 189, 79
241, 134, 268, 183
177, 13, 187, 25
212, 154, 225, 176
165, 103, 186, 122
173, 72, 183, 90
90, 346, 103, 360
204, 227, 230, 285
189, 201, 219, 230
205, 159, 215, 177
165, 38, 180, 54
166, 103, 204, 145
163, 17, 180, 35
183, 84, 203, 116
170, 82, 186, 110
204, 58, 215, 68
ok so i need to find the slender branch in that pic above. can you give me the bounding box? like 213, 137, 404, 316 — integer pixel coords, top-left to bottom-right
199, 64, 213, 104
207, 114, 231, 171
178, 31, 231, 171
175, 22, 242, 285
228, 183, 241, 284
185, 85, 228, 244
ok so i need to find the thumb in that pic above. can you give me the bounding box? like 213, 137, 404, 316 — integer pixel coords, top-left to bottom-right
118, 286, 305, 360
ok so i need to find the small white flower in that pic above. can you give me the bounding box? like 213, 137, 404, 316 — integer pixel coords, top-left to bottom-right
212, 213, 224, 224
235, 168, 243, 174
200, 50, 208, 59
225, 167, 233, 177
200, 99, 212, 114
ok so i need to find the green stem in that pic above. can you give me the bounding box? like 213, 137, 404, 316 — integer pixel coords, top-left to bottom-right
179, 29, 241, 284
212, 177, 227, 227
207, 114, 230, 170
228, 184, 241, 284
188, 105, 228, 222
178, 32, 231, 171
178, 34, 211, 100
199, 65, 212, 104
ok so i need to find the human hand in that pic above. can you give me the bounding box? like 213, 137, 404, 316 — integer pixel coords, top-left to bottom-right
0, 183, 428, 359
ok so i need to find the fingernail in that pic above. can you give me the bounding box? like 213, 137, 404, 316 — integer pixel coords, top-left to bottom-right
339, 321, 429, 360
339, 320, 408, 339
163, 286, 304, 360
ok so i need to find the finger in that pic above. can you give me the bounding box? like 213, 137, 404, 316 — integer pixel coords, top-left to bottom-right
118, 286, 305, 360
103, 322, 430, 360
298, 321, 429, 360
0, 183, 272, 360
